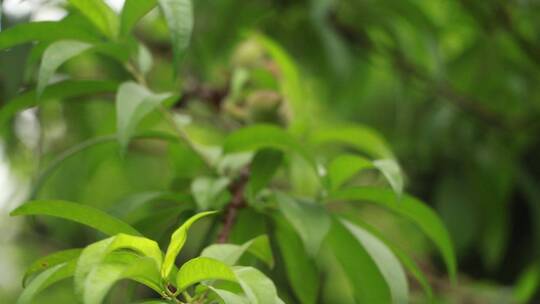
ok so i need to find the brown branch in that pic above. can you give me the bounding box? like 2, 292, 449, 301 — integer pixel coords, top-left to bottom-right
217, 169, 250, 243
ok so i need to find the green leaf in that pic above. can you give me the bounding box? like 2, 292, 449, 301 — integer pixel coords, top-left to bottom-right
234, 266, 279, 304
191, 176, 230, 211
223, 124, 316, 171
68, 0, 119, 38
514, 262, 540, 304
326, 217, 392, 304
342, 220, 409, 304
312, 124, 394, 159
346, 219, 433, 300
161, 211, 218, 279
17, 261, 76, 304
209, 287, 249, 304
120, 0, 157, 36
158, 0, 193, 74
11, 200, 141, 236
0, 80, 118, 128
0, 19, 100, 51
247, 149, 283, 200
274, 216, 319, 304
327, 154, 373, 191
329, 187, 457, 281
115, 81, 173, 149
373, 158, 404, 198
275, 192, 330, 255
176, 257, 237, 291
75, 234, 163, 298
201, 235, 273, 268
37, 40, 93, 97
23, 248, 82, 287
83, 252, 162, 304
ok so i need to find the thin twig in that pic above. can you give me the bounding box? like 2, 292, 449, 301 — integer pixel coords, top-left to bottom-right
217, 169, 250, 243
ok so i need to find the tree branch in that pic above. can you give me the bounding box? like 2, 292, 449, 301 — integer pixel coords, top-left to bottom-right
217, 169, 250, 243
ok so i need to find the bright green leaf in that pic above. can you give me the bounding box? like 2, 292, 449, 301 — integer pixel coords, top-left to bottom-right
373, 158, 404, 198
234, 266, 279, 304
209, 286, 249, 304
161, 211, 218, 279
201, 235, 273, 268
17, 261, 76, 304
68, 0, 119, 38
23, 249, 82, 287
0, 21, 99, 51
275, 192, 330, 255
329, 187, 457, 281
83, 252, 162, 304
10, 200, 141, 236
75, 234, 163, 298
120, 0, 157, 36
514, 262, 540, 304
37, 40, 93, 97
176, 257, 237, 291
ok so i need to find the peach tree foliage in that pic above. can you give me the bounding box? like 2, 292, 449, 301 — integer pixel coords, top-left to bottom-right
0, 0, 456, 303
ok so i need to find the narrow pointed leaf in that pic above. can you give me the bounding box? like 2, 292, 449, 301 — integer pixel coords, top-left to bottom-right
274, 216, 319, 304
120, 0, 157, 36
0, 21, 99, 50
326, 217, 391, 303
275, 192, 330, 255
373, 159, 404, 198
68, 0, 119, 38
17, 261, 76, 304
247, 149, 283, 200
161, 211, 218, 279
327, 154, 373, 191
158, 0, 193, 74
11, 200, 140, 236
116, 81, 173, 149
343, 220, 409, 304
37, 40, 93, 97
23, 248, 82, 287
329, 187, 457, 281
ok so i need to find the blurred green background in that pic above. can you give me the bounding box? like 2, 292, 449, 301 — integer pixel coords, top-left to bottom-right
2, 0, 540, 303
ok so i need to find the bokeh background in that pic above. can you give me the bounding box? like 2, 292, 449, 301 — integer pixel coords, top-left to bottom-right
1, 0, 540, 303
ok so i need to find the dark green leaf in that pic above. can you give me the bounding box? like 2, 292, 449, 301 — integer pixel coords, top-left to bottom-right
274, 216, 319, 304
275, 192, 330, 255
342, 220, 408, 303
247, 149, 283, 200
329, 187, 457, 281
326, 217, 392, 303
11, 200, 141, 236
